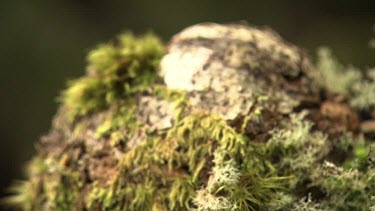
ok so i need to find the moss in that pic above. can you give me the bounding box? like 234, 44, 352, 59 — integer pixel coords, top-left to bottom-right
5, 156, 85, 211
94, 101, 139, 146
4, 157, 47, 211
60, 32, 165, 120
164, 112, 291, 210
80, 110, 292, 210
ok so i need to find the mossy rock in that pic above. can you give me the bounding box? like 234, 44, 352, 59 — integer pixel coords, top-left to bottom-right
6, 23, 375, 210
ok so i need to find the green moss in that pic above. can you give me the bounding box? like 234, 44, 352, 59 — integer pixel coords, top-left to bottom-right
5, 155, 85, 211
94, 100, 139, 146
171, 112, 290, 209
203, 150, 289, 210
60, 33, 165, 120
83, 110, 291, 210
4, 157, 47, 211
169, 178, 196, 209
41, 156, 84, 211
153, 85, 189, 121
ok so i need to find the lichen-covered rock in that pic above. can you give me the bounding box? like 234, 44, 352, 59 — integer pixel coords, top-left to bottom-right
161, 23, 317, 120
6, 23, 375, 211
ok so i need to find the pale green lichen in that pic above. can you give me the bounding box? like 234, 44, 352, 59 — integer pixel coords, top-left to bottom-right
264, 113, 375, 210
350, 76, 375, 110
310, 161, 375, 210
316, 47, 362, 94
316, 47, 375, 111
266, 112, 329, 179
371, 196, 375, 211
197, 149, 288, 211
289, 193, 324, 211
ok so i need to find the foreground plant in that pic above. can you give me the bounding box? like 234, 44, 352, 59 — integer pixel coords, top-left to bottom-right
5, 23, 375, 210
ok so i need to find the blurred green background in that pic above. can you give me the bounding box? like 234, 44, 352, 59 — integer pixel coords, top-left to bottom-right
1, 0, 375, 202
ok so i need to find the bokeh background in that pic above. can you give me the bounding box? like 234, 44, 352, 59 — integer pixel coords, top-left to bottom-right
1, 0, 375, 206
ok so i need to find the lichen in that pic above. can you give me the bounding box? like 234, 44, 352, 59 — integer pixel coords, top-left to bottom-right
316, 47, 375, 111
350, 69, 375, 110
289, 193, 324, 211
161, 23, 317, 118
316, 47, 362, 94
266, 112, 330, 183
310, 160, 375, 210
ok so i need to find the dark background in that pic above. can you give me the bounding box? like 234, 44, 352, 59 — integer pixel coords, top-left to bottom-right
1, 0, 375, 205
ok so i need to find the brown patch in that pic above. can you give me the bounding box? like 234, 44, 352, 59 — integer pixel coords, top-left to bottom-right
37, 108, 123, 191
86, 156, 118, 187
361, 120, 375, 139
308, 100, 360, 139
37, 130, 65, 157
229, 107, 281, 142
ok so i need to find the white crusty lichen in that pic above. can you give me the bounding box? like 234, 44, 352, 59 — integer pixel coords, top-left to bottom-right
193, 150, 241, 210
290, 193, 324, 211
160, 22, 315, 120
136, 95, 175, 130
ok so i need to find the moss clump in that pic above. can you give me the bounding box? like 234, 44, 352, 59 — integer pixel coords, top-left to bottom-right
6, 23, 375, 210
5, 157, 47, 211
85, 111, 289, 210
61, 33, 165, 120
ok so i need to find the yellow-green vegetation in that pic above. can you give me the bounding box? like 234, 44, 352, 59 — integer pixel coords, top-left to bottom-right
84, 111, 292, 210
5, 25, 375, 211
61, 32, 165, 120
